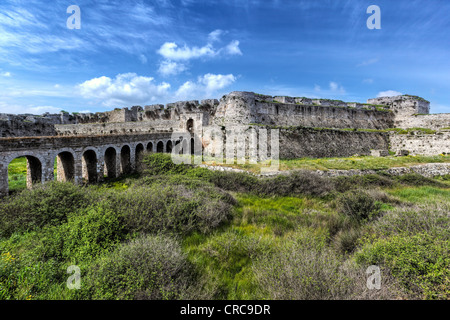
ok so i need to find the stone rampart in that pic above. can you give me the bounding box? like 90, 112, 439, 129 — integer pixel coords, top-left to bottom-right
389, 131, 450, 156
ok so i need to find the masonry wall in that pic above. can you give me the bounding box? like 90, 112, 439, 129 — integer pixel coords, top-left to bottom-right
0, 113, 70, 137
278, 127, 389, 159
213, 91, 394, 130
389, 132, 450, 156
394, 114, 450, 130
55, 112, 205, 136
251, 101, 393, 129
201, 125, 390, 161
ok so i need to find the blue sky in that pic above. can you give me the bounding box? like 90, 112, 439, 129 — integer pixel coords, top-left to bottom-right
0, 0, 449, 114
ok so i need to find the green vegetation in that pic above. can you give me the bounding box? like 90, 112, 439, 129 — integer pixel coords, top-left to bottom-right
7, 157, 27, 193
203, 154, 450, 173
1, 153, 449, 300
391, 127, 437, 135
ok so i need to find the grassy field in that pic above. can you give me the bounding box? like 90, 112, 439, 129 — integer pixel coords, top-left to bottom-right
1, 153, 449, 300
7, 157, 28, 193
202, 154, 450, 173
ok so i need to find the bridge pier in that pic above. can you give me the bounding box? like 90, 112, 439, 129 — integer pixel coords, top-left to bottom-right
97, 152, 105, 182
74, 155, 83, 185
130, 149, 136, 172
0, 163, 7, 197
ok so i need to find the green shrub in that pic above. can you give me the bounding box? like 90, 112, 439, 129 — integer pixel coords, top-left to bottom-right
355, 232, 450, 299
37, 205, 127, 263
372, 203, 450, 239
206, 171, 259, 193
83, 234, 201, 300
0, 182, 96, 237
0, 249, 63, 300
205, 170, 333, 197
395, 173, 447, 187
333, 174, 395, 193
100, 183, 233, 235
337, 190, 382, 223
256, 171, 333, 197
142, 153, 189, 175
252, 231, 354, 300
334, 228, 363, 255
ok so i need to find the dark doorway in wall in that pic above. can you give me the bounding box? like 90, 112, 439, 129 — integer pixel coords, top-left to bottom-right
135, 144, 144, 172
120, 145, 132, 175
166, 140, 173, 154
157, 141, 164, 153
104, 147, 117, 178
82, 150, 98, 183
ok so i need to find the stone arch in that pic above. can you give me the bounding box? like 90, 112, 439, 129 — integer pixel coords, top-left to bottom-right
120, 145, 132, 175
55, 151, 75, 182
104, 147, 117, 178
166, 140, 173, 154
157, 141, 164, 153
147, 141, 154, 152
187, 119, 194, 133
82, 149, 98, 183
7, 155, 42, 191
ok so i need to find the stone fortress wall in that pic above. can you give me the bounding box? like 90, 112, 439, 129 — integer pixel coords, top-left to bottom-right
367, 95, 450, 130
1, 91, 450, 159
366, 95, 450, 155
213, 92, 394, 130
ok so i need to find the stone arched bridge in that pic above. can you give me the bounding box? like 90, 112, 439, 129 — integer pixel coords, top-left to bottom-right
0, 132, 185, 197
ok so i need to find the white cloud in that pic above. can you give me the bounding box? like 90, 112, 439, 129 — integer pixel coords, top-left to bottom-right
157, 42, 216, 61
0, 101, 60, 114
139, 54, 148, 64
78, 73, 171, 107
28, 106, 61, 114
329, 82, 346, 94
363, 78, 374, 84
176, 73, 236, 99
208, 29, 225, 42
157, 31, 243, 62
0, 2, 173, 69
200, 73, 236, 92
377, 90, 403, 98
357, 58, 379, 67
311, 82, 346, 97
225, 40, 242, 56
1, 71, 11, 77
158, 60, 187, 76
